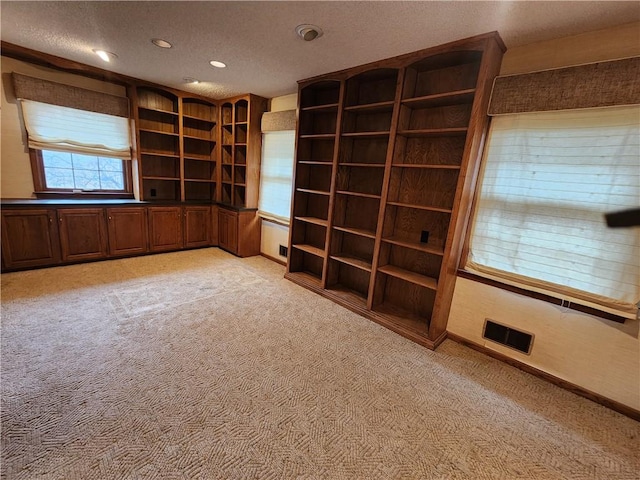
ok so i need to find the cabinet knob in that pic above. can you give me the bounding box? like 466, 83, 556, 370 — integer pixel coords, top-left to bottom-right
108, 216, 112, 220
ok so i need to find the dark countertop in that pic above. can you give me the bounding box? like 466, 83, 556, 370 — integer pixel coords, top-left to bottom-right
0, 199, 258, 212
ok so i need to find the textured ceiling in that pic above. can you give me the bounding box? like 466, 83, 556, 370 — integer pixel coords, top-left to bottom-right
1, 1, 638, 99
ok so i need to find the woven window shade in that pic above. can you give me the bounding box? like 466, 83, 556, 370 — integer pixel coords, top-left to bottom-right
261, 110, 296, 132
12, 73, 129, 117
489, 57, 640, 115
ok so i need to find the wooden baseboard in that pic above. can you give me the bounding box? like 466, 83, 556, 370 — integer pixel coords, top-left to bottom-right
447, 332, 640, 421
260, 252, 286, 266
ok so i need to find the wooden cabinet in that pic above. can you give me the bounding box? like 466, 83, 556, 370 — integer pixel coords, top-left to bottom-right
183, 205, 211, 248
220, 94, 268, 208
134, 87, 218, 203
218, 207, 238, 254
218, 206, 260, 257
1, 209, 61, 269
148, 206, 183, 252
58, 208, 108, 262
106, 207, 149, 256
286, 32, 505, 349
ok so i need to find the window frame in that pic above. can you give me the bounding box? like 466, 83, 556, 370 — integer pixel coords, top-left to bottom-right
29, 149, 134, 199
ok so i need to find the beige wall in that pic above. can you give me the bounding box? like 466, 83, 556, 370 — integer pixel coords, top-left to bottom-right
260, 93, 297, 262
1, 56, 126, 198
448, 22, 640, 410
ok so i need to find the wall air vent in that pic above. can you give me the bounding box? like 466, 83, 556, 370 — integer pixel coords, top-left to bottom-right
483, 319, 533, 354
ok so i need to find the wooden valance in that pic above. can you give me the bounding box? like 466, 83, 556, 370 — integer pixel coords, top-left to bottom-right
12, 73, 129, 117
488, 56, 640, 115
261, 110, 296, 132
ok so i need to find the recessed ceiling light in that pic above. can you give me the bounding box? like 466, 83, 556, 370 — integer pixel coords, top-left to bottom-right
295, 24, 323, 42
209, 60, 226, 68
151, 38, 173, 49
92, 49, 117, 62
183, 77, 200, 84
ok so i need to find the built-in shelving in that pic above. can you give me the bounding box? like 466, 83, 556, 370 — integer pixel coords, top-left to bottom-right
287, 32, 505, 349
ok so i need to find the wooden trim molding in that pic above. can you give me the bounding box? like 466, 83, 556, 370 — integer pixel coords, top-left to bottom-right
457, 270, 628, 324
260, 252, 287, 266
447, 332, 640, 421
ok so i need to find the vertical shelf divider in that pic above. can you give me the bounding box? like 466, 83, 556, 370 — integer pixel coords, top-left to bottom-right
366, 67, 406, 310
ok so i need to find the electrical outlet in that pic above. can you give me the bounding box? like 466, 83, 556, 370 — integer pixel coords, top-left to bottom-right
279, 245, 288, 257
150, 188, 157, 197
420, 230, 429, 243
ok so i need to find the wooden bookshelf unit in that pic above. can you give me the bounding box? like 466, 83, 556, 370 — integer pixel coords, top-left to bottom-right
286, 33, 505, 349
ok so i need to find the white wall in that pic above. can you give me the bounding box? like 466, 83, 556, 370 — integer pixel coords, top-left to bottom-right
447, 22, 640, 410
1, 56, 126, 198
260, 93, 297, 263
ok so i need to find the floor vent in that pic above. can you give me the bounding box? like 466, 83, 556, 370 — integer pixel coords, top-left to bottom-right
483, 319, 533, 354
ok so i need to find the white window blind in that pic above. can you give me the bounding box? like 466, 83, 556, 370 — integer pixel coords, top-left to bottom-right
20, 99, 131, 159
258, 130, 295, 224
467, 106, 640, 317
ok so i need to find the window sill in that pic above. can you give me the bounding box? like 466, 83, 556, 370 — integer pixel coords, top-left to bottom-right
456, 269, 628, 324
34, 191, 135, 200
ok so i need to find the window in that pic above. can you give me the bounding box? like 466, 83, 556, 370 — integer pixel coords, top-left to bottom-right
32, 150, 128, 192
467, 106, 639, 318
12, 72, 133, 197
258, 130, 295, 224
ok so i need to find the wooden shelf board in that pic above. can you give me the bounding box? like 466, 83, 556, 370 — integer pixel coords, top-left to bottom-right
140, 151, 179, 159
392, 163, 460, 170
222, 122, 233, 127
184, 156, 215, 162
139, 106, 178, 116
298, 161, 333, 166
235, 143, 248, 147
139, 128, 179, 137
341, 131, 390, 138
235, 183, 247, 187
382, 236, 444, 256
235, 121, 248, 126
183, 134, 216, 142
402, 89, 475, 109
339, 163, 386, 168
301, 103, 339, 112
344, 100, 395, 113
292, 243, 325, 258
398, 128, 467, 138
386, 201, 452, 214
297, 188, 331, 196
299, 133, 336, 139
377, 264, 438, 290
326, 284, 368, 309
185, 179, 215, 183
295, 216, 328, 227
330, 254, 372, 272
182, 114, 215, 123
336, 190, 381, 200
285, 271, 322, 289
142, 176, 180, 181
372, 302, 429, 336
222, 181, 233, 185
332, 225, 376, 239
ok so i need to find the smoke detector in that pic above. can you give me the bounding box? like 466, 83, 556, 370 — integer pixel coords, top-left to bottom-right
296, 24, 323, 42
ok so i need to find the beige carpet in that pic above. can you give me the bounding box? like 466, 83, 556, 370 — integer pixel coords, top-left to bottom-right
1, 248, 638, 479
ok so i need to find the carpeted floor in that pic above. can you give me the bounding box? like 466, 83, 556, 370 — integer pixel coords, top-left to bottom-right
1, 248, 638, 479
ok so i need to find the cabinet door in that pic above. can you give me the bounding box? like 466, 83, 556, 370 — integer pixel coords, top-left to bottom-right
58, 208, 108, 262
148, 206, 183, 252
107, 207, 149, 257
236, 210, 261, 258
218, 209, 238, 254
1, 209, 61, 269
183, 206, 211, 248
